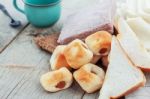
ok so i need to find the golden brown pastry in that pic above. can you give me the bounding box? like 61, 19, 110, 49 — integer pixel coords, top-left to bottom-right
64, 39, 93, 69
50, 45, 71, 70
90, 55, 101, 64
73, 63, 105, 93
85, 31, 112, 56
101, 55, 109, 67
40, 67, 73, 92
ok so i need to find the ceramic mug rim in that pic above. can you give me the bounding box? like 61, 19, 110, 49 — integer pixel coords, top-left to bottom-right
22, 0, 60, 7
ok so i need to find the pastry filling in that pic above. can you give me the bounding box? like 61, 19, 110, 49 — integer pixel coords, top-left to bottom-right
99, 48, 108, 54
55, 81, 66, 89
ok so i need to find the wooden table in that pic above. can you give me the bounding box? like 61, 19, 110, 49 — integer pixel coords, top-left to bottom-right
0, 0, 150, 99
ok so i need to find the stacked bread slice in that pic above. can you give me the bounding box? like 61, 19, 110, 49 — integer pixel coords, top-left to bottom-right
98, 36, 146, 99
117, 18, 150, 71
99, 17, 150, 99
126, 17, 150, 50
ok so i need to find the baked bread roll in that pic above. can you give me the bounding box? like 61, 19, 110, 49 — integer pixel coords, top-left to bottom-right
40, 67, 73, 92
73, 63, 105, 93
50, 45, 71, 70
101, 55, 109, 67
90, 55, 101, 64
85, 31, 112, 56
64, 39, 93, 69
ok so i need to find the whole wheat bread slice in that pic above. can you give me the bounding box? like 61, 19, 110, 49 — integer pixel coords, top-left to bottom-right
98, 36, 146, 99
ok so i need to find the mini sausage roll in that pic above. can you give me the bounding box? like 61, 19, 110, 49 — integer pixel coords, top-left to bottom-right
101, 55, 109, 67
40, 67, 73, 92
73, 63, 105, 93
85, 31, 112, 56
50, 45, 71, 70
64, 39, 93, 69
90, 55, 101, 64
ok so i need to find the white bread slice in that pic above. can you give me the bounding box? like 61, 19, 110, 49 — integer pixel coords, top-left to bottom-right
143, 0, 150, 13
127, 17, 150, 50
137, 0, 150, 23
117, 18, 150, 71
98, 36, 146, 99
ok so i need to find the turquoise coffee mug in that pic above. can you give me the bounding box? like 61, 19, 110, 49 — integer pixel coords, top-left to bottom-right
13, 0, 61, 27
24, 0, 60, 5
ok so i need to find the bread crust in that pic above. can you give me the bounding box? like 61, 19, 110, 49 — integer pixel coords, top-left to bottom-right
58, 23, 113, 44
110, 55, 146, 99
117, 34, 150, 72
111, 76, 145, 99
99, 37, 146, 99
139, 67, 150, 72
117, 18, 150, 71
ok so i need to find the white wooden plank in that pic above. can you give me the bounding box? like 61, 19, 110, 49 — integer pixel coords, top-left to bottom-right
83, 92, 99, 99
0, 67, 33, 99
126, 87, 150, 99
0, 23, 55, 67
0, 24, 52, 99
0, 0, 28, 52
0, 0, 105, 99
0, 24, 85, 99
7, 69, 84, 99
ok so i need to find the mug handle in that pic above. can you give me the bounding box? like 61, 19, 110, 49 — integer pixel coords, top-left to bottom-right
13, 0, 25, 14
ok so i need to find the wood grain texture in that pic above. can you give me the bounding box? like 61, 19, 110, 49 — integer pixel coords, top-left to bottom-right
0, 67, 33, 99
0, 0, 100, 98
0, 0, 28, 53
126, 87, 150, 99
0, 24, 85, 99
83, 92, 99, 99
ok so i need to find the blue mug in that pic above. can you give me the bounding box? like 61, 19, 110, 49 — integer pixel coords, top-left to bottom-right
24, 0, 59, 5
13, 0, 61, 27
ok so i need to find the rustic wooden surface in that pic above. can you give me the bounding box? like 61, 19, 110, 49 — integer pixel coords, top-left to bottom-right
0, 0, 149, 99
0, 0, 100, 99
0, 0, 28, 53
